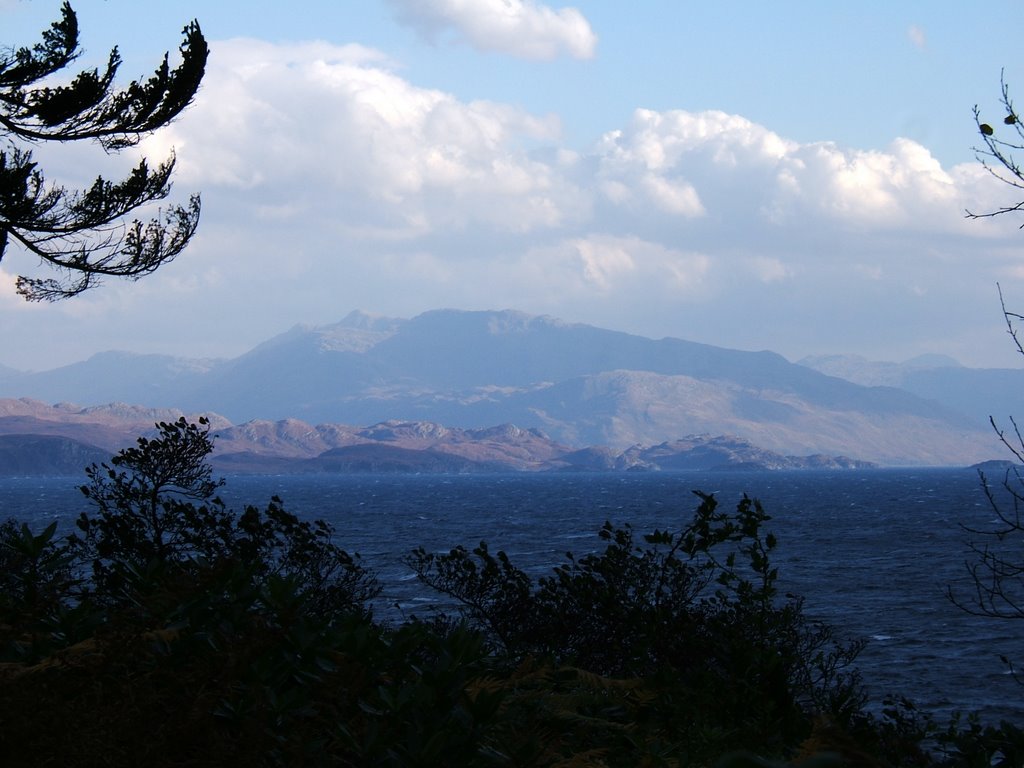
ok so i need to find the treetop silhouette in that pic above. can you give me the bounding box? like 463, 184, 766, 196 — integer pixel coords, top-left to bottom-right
0, 2, 207, 300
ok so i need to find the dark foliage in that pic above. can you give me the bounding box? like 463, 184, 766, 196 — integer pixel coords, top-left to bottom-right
409, 491, 867, 753
71, 416, 379, 622
0, 2, 207, 299
0, 517, 88, 663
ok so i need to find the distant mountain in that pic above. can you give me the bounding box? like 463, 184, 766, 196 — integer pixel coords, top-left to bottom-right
798, 353, 964, 388
211, 418, 569, 472
0, 401, 875, 475
0, 434, 109, 476
798, 353, 1024, 427
0, 398, 231, 454
0, 309, 1004, 465
563, 436, 873, 472
0, 352, 222, 406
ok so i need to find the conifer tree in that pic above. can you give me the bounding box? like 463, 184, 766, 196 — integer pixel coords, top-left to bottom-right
0, 2, 207, 300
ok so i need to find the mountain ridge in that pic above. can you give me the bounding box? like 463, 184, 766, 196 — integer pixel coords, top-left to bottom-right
799, 353, 1024, 427
0, 399, 876, 476
0, 309, 1006, 465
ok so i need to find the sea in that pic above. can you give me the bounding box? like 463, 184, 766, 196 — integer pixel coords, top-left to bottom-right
1, 467, 1022, 726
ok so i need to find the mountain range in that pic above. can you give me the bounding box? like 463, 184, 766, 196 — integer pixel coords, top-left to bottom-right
798, 353, 1024, 427
0, 308, 1017, 467
0, 400, 876, 476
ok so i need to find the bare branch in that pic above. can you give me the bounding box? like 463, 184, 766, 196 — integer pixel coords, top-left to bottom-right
967, 71, 1024, 225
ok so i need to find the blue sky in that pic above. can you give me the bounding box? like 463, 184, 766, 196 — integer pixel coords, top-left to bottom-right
3, 0, 1024, 373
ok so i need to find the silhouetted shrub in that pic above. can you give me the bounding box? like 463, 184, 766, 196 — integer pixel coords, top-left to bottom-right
409, 491, 867, 754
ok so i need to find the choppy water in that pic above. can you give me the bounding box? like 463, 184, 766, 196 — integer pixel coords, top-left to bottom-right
1, 468, 1021, 724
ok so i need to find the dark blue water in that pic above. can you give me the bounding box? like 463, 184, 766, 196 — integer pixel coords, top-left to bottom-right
1, 468, 1021, 725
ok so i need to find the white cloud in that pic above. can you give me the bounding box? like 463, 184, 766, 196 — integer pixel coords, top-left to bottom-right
387, 0, 597, 60
597, 109, 792, 173
519, 236, 710, 297
770, 137, 958, 226
572, 237, 635, 290
141, 47, 982, 265
908, 24, 927, 50
140, 38, 580, 237
8, 37, 1023, 371
594, 109, 964, 239
639, 175, 705, 217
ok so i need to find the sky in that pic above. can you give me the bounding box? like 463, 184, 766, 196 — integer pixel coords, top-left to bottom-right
3, 0, 1024, 372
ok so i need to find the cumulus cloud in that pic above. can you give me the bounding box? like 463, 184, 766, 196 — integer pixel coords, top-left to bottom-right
593, 109, 963, 237
7, 36, 1022, 371
387, 0, 597, 59
141, 38, 580, 236
639, 175, 706, 217
773, 137, 958, 226
129, 47, 987, 261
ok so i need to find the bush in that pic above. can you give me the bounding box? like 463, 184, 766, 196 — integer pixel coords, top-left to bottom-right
70, 417, 378, 622
408, 491, 867, 755
0, 417, 383, 766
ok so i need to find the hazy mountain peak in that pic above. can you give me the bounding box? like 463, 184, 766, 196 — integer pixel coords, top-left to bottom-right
240, 313, 404, 357
83, 350, 221, 370
336, 310, 404, 332
483, 309, 571, 334
408, 308, 573, 335
903, 353, 963, 370
0, 398, 60, 418
359, 420, 451, 442
310, 311, 405, 353
235, 324, 311, 356
78, 402, 232, 429
798, 352, 964, 387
